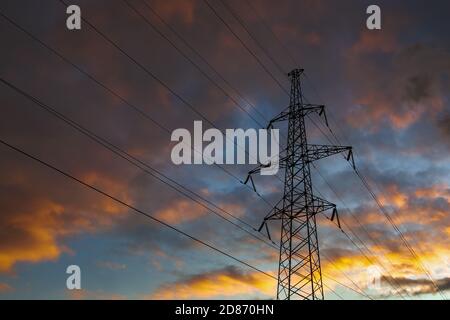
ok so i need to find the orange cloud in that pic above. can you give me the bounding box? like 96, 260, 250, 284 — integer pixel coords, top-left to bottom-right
415, 184, 450, 202
343, 181, 450, 229
378, 185, 408, 209
148, 266, 275, 299
154, 199, 208, 224
0, 199, 66, 272
0, 170, 131, 273
154, 198, 246, 225
321, 242, 450, 297
317, 181, 450, 297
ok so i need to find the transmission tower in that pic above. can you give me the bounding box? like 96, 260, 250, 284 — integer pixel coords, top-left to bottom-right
245, 68, 355, 300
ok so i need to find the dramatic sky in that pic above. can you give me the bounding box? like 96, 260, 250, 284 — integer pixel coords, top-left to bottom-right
0, 0, 449, 299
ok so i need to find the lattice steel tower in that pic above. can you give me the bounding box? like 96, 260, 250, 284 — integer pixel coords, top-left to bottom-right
245, 68, 355, 300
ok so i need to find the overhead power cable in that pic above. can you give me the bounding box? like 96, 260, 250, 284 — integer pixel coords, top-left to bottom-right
243, 0, 298, 67
57, 0, 260, 168
201, 1, 423, 298
0, 137, 276, 280
6, 1, 414, 298
305, 95, 446, 300
202, 0, 289, 96
0, 11, 273, 206
218, 0, 287, 76
141, 0, 269, 124
1, 73, 365, 298
0, 76, 275, 248
122, 0, 266, 129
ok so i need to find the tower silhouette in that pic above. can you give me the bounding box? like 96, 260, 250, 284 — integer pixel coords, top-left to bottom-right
245, 68, 355, 300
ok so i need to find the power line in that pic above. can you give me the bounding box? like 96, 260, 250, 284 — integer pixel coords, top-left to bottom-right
305, 95, 446, 300
0, 76, 275, 248
304, 61, 446, 299
323, 282, 344, 300
2, 135, 351, 300
198, 5, 402, 295
303, 119, 411, 298
0, 77, 360, 298
301, 85, 445, 299
57, 0, 258, 168
122, 0, 266, 129
0, 10, 271, 205
323, 272, 369, 300
218, 0, 287, 76
202, 0, 289, 95
0, 137, 276, 280
312, 182, 409, 299
243, 0, 297, 67
139, 0, 292, 153
322, 210, 408, 299
121, 0, 287, 181
201, 0, 425, 298
321, 253, 374, 300
11, 0, 428, 300
233, 7, 445, 295
2, 71, 364, 298
242, 69, 360, 300
311, 163, 416, 299
140, 0, 269, 125
354, 167, 447, 300
169, 0, 443, 299
57, 0, 212, 129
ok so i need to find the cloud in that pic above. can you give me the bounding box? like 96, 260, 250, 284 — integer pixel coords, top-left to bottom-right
343, 182, 450, 231
346, 40, 450, 131
381, 275, 450, 296
0, 155, 131, 272
154, 199, 208, 224
147, 266, 275, 299
151, 0, 197, 25
437, 114, 450, 146
0, 187, 63, 272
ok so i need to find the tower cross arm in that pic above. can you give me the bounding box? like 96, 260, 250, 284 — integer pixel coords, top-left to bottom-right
309, 194, 336, 214
267, 109, 291, 129
306, 144, 355, 168
256, 199, 284, 241
267, 104, 328, 129
302, 104, 328, 126
243, 152, 288, 193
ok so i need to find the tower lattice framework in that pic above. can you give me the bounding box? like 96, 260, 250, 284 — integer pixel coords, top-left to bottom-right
245, 68, 355, 300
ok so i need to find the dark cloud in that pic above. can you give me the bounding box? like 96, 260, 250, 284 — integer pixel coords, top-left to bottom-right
404, 74, 432, 103
437, 114, 450, 146
381, 275, 450, 296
